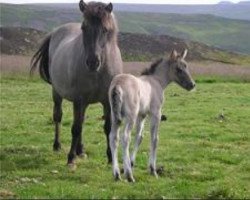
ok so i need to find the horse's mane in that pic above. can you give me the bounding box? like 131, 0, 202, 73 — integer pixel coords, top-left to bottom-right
82, 2, 118, 35
141, 58, 163, 76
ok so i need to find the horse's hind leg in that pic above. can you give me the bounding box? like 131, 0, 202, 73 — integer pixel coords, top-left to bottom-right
130, 115, 145, 167
103, 103, 112, 163
109, 121, 121, 181
149, 112, 161, 178
122, 119, 135, 182
52, 89, 63, 151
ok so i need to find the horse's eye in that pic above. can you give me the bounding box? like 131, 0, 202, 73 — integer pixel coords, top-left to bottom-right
102, 27, 108, 34
177, 68, 182, 74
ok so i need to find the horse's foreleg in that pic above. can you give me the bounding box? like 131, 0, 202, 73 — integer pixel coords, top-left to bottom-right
149, 112, 161, 178
67, 101, 86, 165
76, 130, 84, 157
103, 103, 112, 163
130, 115, 145, 167
52, 89, 63, 151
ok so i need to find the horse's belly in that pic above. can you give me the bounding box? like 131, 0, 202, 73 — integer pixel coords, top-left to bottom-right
52, 78, 104, 103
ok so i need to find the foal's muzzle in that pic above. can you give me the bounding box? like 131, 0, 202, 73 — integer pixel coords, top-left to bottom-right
86, 55, 101, 72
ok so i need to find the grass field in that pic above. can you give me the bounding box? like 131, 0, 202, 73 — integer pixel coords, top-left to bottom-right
1, 73, 250, 199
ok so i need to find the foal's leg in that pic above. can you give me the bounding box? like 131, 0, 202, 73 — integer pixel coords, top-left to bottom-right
122, 119, 135, 182
109, 120, 121, 181
130, 115, 145, 167
67, 101, 86, 165
52, 89, 63, 151
149, 112, 161, 177
103, 103, 112, 163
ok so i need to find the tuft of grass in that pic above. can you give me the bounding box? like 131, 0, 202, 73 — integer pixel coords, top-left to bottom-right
1, 75, 250, 198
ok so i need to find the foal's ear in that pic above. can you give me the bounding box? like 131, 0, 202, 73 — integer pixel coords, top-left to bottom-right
170, 49, 178, 61
181, 49, 188, 59
105, 3, 113, 13
79, 0, 87, 13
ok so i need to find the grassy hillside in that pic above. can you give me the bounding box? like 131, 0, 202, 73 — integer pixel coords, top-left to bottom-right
1, 75, 250, 198
116, 12, 250, 54
1, 3, 250, 54
2, 27, 250, 65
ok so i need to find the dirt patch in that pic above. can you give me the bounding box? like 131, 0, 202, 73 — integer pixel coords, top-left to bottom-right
1, 27, 249, 65
0, 27, 46, 55
124, 61, 250, 81
1, 55, 31, 75
1, 55, 250, 80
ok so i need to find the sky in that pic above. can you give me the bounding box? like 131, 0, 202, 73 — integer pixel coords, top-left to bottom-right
1, 0, 248, 4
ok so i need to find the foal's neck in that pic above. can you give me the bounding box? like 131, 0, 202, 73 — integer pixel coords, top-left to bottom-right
151, 61, 171, 89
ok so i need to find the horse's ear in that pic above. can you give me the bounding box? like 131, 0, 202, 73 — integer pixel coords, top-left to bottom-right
170, 49, 178, 61
79, 0, 87, 13
105, 3, 113, 13
181, 49, 188, 59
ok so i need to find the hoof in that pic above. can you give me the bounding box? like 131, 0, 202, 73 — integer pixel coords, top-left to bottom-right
68, 163, 77, 172
53, 142, 61, 151
114, 172, 122, 181
156, 166, 165, 176
76, 144, 84, 156
126, 175, 135, 183
150, 170, 159, 178
150, 165, 159, 178
67, 154, 76, 166
77, 153, 88, 159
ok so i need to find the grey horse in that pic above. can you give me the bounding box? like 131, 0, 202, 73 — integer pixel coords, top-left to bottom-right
30, 1, 123, 166
109, 49, 195, 182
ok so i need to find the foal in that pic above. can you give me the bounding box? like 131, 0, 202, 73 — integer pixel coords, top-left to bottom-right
109, 49, 195, 182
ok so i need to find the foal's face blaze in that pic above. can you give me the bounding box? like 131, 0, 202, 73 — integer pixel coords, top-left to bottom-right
173, 60, 195, 91
79, 1, 113, 72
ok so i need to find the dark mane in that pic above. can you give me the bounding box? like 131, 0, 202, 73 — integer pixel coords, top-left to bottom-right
83, 2, 117, 33
141, 58, 163, 76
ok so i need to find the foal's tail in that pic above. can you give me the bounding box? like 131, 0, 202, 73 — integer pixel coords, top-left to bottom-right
30, 34, 52, 84
110, 85, 123, 125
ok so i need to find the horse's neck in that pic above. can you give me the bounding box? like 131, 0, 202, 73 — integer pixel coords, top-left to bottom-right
151, 62, 171, 89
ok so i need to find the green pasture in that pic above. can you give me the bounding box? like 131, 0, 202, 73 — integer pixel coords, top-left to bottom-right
0, 75, 250, 198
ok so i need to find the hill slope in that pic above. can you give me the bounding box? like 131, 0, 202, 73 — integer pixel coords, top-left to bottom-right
1, 3, 250, 54
114, 3, 250, 21
1, 27, 249, 65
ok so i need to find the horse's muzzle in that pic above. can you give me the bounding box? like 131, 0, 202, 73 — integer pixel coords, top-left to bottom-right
86, 56, 101, 72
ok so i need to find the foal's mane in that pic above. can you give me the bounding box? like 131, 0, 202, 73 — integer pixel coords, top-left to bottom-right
141, 58, 163, 76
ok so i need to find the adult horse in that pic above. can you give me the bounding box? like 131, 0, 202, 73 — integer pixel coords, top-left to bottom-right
30, 0, 123, 166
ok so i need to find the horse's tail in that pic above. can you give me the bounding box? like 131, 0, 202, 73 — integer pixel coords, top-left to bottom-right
30, 34, 51, 84
110, 85, 123, 125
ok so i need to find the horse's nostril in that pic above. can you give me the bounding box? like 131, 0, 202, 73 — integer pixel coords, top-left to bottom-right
193, 83, 196, 88
86, 59, 91, 67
